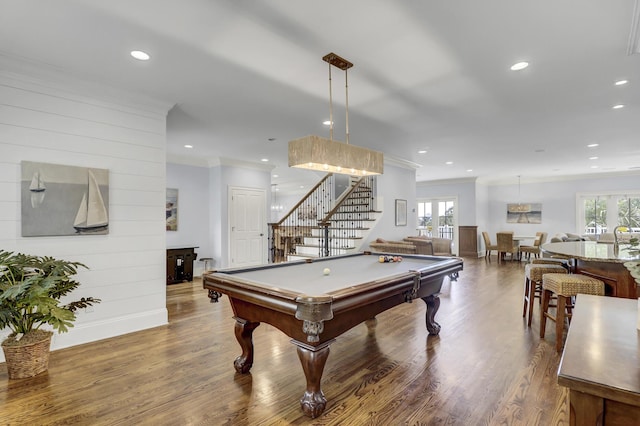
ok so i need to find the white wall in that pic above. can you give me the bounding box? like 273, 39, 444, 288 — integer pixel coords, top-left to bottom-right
416, 173, 640, 256
416, 178, 478, 226
166, 163, 211, 275
210, 160, 272, 268
0, 66, 171, 362
486, 174, 640, 239
361, 163, 417, 246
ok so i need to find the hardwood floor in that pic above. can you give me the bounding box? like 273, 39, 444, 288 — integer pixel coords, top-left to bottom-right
0, 257, 569, 425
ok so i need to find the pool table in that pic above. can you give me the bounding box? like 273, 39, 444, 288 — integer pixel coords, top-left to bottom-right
202, 252, 463, 418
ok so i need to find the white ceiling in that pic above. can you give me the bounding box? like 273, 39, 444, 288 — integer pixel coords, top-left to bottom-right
2, 1, 640, 193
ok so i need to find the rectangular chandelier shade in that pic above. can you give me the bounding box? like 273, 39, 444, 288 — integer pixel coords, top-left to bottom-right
289, 135, 384, 176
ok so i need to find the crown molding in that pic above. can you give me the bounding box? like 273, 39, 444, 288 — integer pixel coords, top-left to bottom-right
384, 154, 422, 170
476, 170, 640, 186
208, 157, 275, 172
417, 177, 478, 187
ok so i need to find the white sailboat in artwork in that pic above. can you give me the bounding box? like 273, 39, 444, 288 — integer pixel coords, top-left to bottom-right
73, 170, 108, 233
29, 171, 46, 192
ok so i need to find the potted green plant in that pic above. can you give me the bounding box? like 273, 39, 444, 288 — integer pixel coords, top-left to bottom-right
0, 250, 100, 379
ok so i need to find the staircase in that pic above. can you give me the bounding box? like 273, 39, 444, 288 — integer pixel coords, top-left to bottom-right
269, 175, 380, 262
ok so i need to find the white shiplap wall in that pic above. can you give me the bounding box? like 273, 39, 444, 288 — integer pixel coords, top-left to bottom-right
0, 67, 172, 362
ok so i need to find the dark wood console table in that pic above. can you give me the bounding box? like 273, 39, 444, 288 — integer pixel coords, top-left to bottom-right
166, 247, 198, 284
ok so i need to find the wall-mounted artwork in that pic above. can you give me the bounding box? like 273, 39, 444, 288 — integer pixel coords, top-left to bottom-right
395, 199, 407, 226
166, 188, 178, 231
507, 203, 542, 224
21, 161, 109, 236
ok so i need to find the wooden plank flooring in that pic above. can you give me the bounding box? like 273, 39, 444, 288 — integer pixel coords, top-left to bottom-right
0, 257, 569, 425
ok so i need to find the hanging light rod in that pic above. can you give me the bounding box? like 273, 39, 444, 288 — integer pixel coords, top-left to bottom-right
288, 52, 384, 176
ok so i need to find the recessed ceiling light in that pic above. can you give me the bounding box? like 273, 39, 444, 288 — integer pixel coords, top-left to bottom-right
418, 150, 427, 154
184, 144, 193, 149
589, 156, 598, 160
466, 169, 473, 172
130, 50, 150, 61
300, 185, 304, 188
322, 120, 332, 126
445, 161, 453, 165
261, 158, 269, 162
615, 80, 628, 86
612, 104, 625, 109
510, 61, 529, 71
268, 138, 276, 142
273, 174, 279, 178
587, 143, 599, 148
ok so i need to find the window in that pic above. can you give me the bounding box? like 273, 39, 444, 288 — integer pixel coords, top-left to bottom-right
578, 192, 640, 235
617, 196, 640, 231
416, 198, 457, 239
582, 197, 608, 234
417, 201, 433, 235
439, 200, 455, 239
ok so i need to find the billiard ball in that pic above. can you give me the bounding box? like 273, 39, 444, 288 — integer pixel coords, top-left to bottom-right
323, 268, 331, 275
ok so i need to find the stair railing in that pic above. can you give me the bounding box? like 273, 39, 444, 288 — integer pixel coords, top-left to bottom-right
268, 174, 335, 263
317, 175, 376, 257
268, 174, 377, 262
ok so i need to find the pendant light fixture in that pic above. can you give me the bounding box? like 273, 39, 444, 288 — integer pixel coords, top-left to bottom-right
288, 53, 384, 176
510, 175, 531, 213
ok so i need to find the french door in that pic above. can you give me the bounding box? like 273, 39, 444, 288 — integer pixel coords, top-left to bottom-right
416, 197, 458, 254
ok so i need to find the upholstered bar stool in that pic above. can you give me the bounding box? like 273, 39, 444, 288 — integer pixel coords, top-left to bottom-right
540, 273, 605, 351
523, 263, 567, 326
531, 258, 569, 268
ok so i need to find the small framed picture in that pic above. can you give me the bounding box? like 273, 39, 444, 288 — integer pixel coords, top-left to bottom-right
395, 199, 407, 226
166, 188, 178, 231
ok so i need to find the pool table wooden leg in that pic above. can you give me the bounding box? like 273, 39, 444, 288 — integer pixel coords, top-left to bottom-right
233, 317, 260, 374
421, 294, 441, 335
295, 341, 333, 418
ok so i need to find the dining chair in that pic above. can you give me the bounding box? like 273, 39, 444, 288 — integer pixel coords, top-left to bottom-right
496, 231, 519, 262
520, 231, 547, 260
481, 231, 498, 259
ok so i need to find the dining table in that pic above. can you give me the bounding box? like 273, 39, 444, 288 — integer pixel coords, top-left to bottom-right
541, 241, 640, 298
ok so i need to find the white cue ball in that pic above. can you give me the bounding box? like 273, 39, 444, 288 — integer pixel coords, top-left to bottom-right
323, 268, 331, 275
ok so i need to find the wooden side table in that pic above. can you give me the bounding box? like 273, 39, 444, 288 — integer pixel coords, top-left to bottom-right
558, 294, 640, 424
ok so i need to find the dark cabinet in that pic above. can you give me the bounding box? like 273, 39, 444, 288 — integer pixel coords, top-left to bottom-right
166, 247, 198, 284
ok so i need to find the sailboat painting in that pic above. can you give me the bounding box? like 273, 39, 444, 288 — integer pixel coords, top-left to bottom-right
21, 161, 109, 237
73, 170, 109, 234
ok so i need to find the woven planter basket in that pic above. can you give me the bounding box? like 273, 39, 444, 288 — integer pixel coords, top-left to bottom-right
2, 331, 53, 379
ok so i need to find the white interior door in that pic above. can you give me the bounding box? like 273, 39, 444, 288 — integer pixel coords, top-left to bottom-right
229, 187, 266, 267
